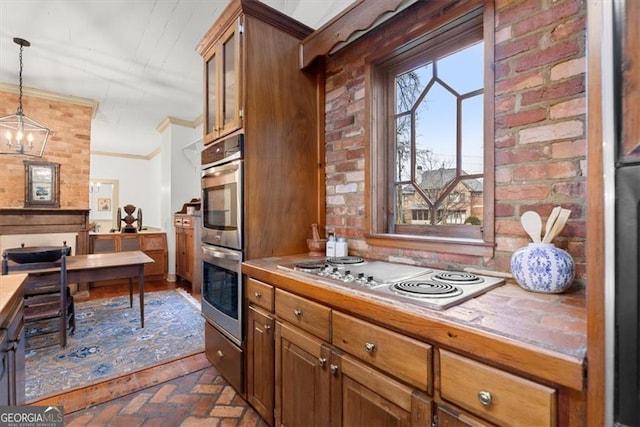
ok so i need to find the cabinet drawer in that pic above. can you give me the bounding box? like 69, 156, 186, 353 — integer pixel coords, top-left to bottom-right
174, 217, 183, 227
246, 278, 274, 312
205, 321, 243, 393
332, 311, 431, 392
275, 289, 330, 341
439, 349, 557, 427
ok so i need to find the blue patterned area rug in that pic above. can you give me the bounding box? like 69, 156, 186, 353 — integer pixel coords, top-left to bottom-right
25, 289, 204, 402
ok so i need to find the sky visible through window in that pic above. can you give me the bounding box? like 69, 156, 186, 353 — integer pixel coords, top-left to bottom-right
408, 41, 484, 175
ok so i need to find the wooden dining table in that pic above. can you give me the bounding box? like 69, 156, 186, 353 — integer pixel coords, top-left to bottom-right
15, 251, 154, 328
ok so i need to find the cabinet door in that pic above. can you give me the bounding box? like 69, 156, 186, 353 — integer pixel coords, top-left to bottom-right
436, 404, 494, 427
203, 18, 242, 144
331, 352, 430, 427
247, 306, 275, 426
276, 321, 331, 427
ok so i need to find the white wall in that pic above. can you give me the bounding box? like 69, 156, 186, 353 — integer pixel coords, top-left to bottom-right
90, 154, 162, 228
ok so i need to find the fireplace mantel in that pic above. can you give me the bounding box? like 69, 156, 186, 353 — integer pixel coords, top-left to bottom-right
0, 208, 90, 255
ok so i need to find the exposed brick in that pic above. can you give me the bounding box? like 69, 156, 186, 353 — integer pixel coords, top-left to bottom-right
496, 0, 543, 27
521, 76, 585, 106
496, 184, 550, 200
495, 108, 546, 128
519, 120, 583, 144
514, 39, 580, 72
552, 139, 586, 159
551, 57, 586, 81
514, 0, 581, 36
550, 97, 586, 119
495, 70, 544, 95
551, 15, 587, 42
495, 26, 512, 44
512, 161, 577, 181
495, 32, 541, 61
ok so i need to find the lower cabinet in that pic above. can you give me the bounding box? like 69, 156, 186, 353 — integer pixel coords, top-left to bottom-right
205, 321, 243, 393
247, 306, 275, 425
244, 277, 561, 427
0, 294, 25, 406
89, 232, 168, 286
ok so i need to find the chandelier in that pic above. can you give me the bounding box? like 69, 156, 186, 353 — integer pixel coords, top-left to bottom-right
0, 37, 50, 157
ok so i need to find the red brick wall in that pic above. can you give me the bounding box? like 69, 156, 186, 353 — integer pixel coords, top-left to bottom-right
323, 0, 586, 281
0, 91, 92, 209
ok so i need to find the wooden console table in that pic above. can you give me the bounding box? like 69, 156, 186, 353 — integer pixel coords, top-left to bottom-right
10, 251, 153, 328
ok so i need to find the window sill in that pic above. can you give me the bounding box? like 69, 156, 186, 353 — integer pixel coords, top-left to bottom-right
365, 233, 495, 257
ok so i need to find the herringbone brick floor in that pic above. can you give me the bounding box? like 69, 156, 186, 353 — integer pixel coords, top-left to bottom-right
59, 280, 268, 426
64, 365, 268, 427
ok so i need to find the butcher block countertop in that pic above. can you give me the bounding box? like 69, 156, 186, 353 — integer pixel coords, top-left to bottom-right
242, 254, 586, 392
0, 273, 27, 325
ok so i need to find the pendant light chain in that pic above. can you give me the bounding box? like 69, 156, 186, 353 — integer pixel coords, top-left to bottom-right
17, 41, 24, 115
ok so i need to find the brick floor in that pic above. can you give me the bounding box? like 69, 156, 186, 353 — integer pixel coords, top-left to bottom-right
64, 366, 268, 427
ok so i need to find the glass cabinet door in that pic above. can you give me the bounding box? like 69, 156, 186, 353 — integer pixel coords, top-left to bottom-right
205, 51, 218, 140
203, 18, 242, 145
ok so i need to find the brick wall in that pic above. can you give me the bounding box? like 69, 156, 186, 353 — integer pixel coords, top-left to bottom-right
323, 0, 586, 282
0, 91, 92, 209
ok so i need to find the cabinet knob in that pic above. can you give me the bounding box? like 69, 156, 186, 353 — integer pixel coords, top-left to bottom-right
254, 291, 262, 298
365, 342, 376, 353
318, 357, 327, 366
477, 390, 492, 406
293, 309, 302, 317
217, 350, 224, 358
330, 364, 339, 375
264, 323, 271, 330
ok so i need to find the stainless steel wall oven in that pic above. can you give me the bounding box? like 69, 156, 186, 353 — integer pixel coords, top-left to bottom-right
201, 134, 244, 346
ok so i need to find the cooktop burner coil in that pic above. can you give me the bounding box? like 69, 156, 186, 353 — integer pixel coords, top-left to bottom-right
432, 271, 484, 285
294, 261, 327, 271
326, 256, 365, 265
391, 281, 463, 298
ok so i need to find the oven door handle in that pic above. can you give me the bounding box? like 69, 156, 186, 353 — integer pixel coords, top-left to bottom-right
202, 245, 242, 262
202, 160, 241, 178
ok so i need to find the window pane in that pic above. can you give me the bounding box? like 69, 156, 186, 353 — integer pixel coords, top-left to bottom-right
396, 183, 430, 225
416, 82, 457, 173
437, 42, 484, 94
396, 115, 412, 181
459, 177, 484, 225
461, 94, 484, 174
396, 63, 432, 112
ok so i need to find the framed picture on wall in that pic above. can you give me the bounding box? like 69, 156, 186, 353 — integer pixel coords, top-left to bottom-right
24, 161, 60, 208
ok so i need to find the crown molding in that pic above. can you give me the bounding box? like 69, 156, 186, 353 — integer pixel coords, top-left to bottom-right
0, 83, 99, 118
156, 115, 203, 134
91, 146, 161, 160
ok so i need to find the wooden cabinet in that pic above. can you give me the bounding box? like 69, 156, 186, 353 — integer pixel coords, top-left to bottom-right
439, 349, 557, 427
205, 321, 243, 392
89, 232, 168, 285
174, 214, 201, 294
203, 20, 242, 142
246, 278, 276, 426
0, 285, 25, 406
244, 272, 566, 426
275, 320, 331, 427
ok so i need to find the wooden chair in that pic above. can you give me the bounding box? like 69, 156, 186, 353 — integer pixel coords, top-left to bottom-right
1, 250, 75, 348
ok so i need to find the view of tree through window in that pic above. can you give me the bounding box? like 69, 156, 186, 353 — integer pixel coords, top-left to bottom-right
393, 41, 484, 227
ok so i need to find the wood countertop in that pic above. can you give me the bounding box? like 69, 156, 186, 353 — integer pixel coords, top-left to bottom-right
0, 273, 27, 326
242, 254, 586, 392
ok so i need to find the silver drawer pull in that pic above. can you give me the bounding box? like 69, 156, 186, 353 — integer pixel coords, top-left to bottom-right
365, 342, 376, 353
216, 350, 224, 358
318, 357, 327, 366
330, 364, 339, 375
254, 291, 262, 298
294, 309, 302, 317
478, 390, 492, 406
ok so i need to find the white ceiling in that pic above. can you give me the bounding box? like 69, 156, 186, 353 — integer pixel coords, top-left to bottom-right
0, 0, 353, 156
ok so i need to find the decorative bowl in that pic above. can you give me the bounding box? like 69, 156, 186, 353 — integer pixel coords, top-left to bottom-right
510, 243, 575, 293
3, 246, 71, 264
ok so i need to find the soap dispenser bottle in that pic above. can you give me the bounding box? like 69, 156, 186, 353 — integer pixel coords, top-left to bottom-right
336, 237, 348, 257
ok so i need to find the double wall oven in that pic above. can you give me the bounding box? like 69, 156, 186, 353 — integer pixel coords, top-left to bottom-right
201, 134, 244, 346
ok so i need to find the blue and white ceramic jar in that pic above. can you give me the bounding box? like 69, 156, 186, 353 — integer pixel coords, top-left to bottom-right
510, 243, 575, 293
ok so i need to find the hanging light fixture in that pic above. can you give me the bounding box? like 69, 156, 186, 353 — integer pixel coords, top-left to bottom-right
0, 37, 50, 157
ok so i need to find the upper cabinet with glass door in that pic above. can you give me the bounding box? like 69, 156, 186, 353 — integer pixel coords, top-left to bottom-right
202, 19, 242, 144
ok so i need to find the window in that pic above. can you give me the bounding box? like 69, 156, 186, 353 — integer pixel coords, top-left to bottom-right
367, 3, 495, 256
